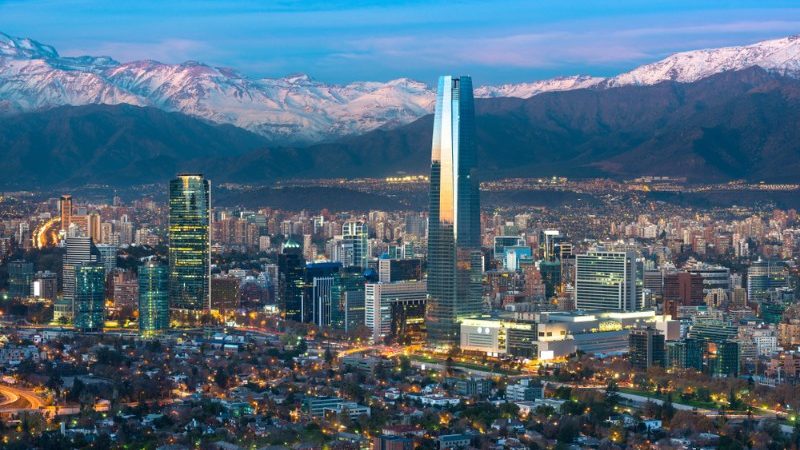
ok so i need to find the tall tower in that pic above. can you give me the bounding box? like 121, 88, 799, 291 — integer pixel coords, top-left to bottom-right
168, 174, 211, 313
426, 75, 482, 347
59, 195, 72, 233
342, 221, 369, 269
139, 261, 169, 337
73, 263, 106, 332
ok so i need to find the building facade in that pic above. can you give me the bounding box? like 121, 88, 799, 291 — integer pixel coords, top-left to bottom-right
168, 174, 211, 312
139, 262, 169, 337
426, 75, 482, 347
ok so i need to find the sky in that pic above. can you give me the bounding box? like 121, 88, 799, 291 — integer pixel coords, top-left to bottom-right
2, 0, 800, 85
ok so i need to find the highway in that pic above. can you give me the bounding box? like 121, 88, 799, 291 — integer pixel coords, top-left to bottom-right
0, 384, 45, 413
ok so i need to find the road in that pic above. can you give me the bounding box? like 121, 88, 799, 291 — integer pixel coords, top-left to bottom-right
0, 384, 45, 413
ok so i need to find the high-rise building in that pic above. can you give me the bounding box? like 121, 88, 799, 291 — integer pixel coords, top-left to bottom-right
139, 261, 169, 337
367, 280, 427, 343
575, 250, 641, 312
378, 257, 423, 283
629, 327, 665, 370
95, 244, 117, 275
426, 75, 482, 347
168, 174, 211, 312
31, 271, 58, 300
493, 236, 524, 261
663, 272, 704, 316
87, 213, 102, 243
57, 236, 99, 322
712, 341, 740, 377
59, 195, 72, 233
73, 264, 105, 332
666, 338, 704, 371
304, 262, 342, 326
341, 221, 369, 269
278, 238, 305, 322
7, 260, 33, 299
210, 277, 240, 312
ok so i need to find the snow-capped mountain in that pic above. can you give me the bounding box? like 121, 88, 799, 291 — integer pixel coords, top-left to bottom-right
474, 75, 605, 98
604, 35, 800, 88
3, 31, 800, 143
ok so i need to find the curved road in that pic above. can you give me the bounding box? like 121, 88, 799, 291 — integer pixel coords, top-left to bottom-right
0, 385, 45, 413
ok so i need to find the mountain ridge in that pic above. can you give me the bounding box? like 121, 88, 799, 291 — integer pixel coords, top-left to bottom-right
5, 32, 800, 143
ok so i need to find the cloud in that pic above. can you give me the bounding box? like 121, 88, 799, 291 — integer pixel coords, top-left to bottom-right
62, 39, 211, 64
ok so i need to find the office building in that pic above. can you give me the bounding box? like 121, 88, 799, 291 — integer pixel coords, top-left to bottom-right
73, 264, 105, 332
748, 259, 787, 302
139, 262, 169, 337
95, 244, 117, 275
31, 271, 57, 300
304, 262, 342, 326
506, 379, 543, 402
168, 174, 211, 312
629, 327, 666, 370
278, 238, 305, 322
366, 281, 427, 343
378, 257, 423, 283
666, 338, 704, 371
59, 194, 72, 232
57, 236, 99, 322
211, 277, 240, 312
7, 260, 33, 299
712, 341, 740, 377
341, 221, 369, 269
575, 250, 641, 312
459, 318, 536, 357
426, 75, 482, 347
493, 236, 524, 261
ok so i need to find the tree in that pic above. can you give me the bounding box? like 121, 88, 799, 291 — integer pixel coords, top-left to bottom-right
214, 368, 229, 389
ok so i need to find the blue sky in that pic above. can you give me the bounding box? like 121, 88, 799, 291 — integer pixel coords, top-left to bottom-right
2, 0, 800, 85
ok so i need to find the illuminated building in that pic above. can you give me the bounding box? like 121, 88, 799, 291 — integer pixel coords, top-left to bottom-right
459, 318, 536, 357
366, 280, 427, 343
530, 310, 677, 359
168, 174, 210, 312
278, 238, 305, 322
59, 194, 72, 232
341, 221, 369, 269
138, 261, 169, 337
73, 263, 105, 332
57, 236, 100, 322
426, 75, 482, 347
575, 250, 641, 312
31, 271, 57, 300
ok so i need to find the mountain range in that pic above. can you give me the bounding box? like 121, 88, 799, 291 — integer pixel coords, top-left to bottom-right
3, 32, 800, 187
5, 32, 800, 143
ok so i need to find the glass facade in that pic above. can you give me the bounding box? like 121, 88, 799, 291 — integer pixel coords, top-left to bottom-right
139, 262, 169, 337
7, 260, 33, 299
278, 239, 305, 322
426, 75, 482, 347
575, 251, 641, 311
73, 263, 105, 332
168, 174, 210, 311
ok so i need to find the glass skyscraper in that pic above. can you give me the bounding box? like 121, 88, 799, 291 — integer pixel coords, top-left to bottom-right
426, 75, 482, 347
169, 174, 211, 312
139, 261, 169, 337
73, 263, 105, 332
